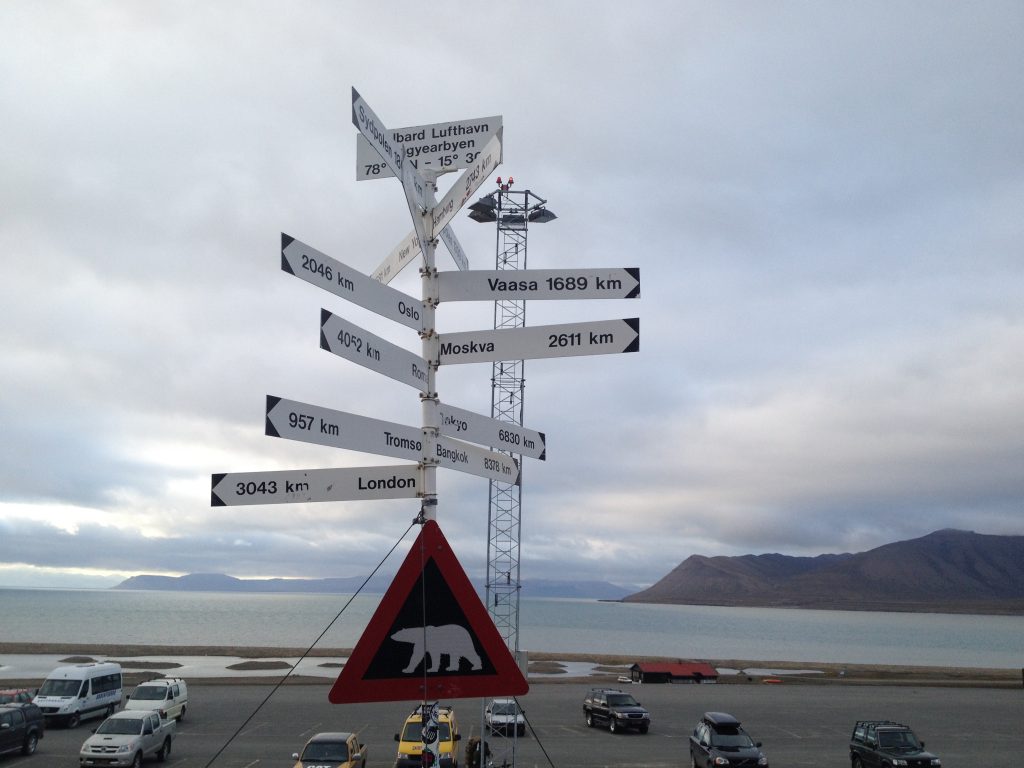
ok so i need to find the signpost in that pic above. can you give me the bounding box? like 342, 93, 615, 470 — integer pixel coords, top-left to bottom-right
438, 267, 640, 302
211, 466, 419, 506
438, 318, 640, 365
214, 86, 642, 717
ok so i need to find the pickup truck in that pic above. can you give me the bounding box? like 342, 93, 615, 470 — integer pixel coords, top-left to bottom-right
0, 703, 46, 757
849, 720, 941, 768
80, 710, 175, 768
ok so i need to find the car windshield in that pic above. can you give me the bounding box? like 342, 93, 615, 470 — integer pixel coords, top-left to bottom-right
38, 679, 82, 697
402, 721, 452, 741
97, 718, 144, 735
132, 687, 167, 701
879, 731, 921, 750
301, 742, 349, 762
711, 728, 755, 749
606, 694, 638, 707
491, 703, 517, 716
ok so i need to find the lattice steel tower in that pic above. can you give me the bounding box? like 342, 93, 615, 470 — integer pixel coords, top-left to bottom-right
468, 180, 556, 653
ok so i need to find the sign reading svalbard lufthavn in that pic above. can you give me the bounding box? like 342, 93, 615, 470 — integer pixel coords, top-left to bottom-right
356, 115, 502, 181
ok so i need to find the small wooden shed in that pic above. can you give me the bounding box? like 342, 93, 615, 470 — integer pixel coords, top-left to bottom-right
629, 661, 719, 684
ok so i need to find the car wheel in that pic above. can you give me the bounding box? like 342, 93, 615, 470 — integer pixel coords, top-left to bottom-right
609, 719, 618, 733
177, 706, 186, 723
22, 733, 39, 755
106, 704, 116, 718
157, 738, 171, 762
131, 752, 143, 768
585, 712, 594, 727
852, 759, 863, 768
67, 713, 81, 729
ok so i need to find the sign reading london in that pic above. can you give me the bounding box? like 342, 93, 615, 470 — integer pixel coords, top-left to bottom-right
211, 465, 418, 506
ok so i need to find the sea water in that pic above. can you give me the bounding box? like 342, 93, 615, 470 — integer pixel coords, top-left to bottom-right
0, 588, 1021, 669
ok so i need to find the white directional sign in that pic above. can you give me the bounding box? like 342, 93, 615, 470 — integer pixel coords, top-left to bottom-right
438, 318, 639, 365
372, 229, 420, 285
266, 395, 424, 462
282, 235, 425, 331
264, 396, 520, 485
211, 465, 419, 506
439, 225, 469, 271
356, 115, 502, 181
351, 88, 406, 180
428, 130, 503, 239
435, 435, 521, 485
320, 309, 430, 393
438, 401, 545, 460
437, 268, 640, 302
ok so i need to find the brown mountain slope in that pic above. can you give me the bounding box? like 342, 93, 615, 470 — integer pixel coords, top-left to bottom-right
623, 529, 1024, 614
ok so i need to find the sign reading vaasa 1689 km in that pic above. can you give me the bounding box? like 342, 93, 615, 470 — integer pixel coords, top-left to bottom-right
438, 318, 639, 365
437, 268, 640, 302
211, 465, 419, 506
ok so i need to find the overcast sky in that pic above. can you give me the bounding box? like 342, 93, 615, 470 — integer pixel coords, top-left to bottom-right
2, 1, 1022, 591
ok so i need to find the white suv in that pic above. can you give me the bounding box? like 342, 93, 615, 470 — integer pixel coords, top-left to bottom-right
485, 698, 525, 737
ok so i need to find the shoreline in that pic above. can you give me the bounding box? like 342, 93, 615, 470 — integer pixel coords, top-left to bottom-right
1, 642, 1020, 689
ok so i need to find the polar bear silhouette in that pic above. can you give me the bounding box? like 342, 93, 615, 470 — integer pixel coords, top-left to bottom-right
390, 624, 482, 673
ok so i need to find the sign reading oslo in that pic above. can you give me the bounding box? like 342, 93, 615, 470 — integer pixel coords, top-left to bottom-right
282, 234, 425, 331
329, 520, 528, 703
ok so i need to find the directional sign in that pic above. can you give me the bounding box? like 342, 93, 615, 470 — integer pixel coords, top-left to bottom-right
282, 235, 425, 331
438, 402, 545, 461
428, 130, 502, 239
372, 229, 420, 285
438, 267, 640, 302
266, 395, 424, 462
438, 318, 639, 365
439, 226, 468, 271
210, 465, 419, 506
356, 115, 502, 181
329, 520, 529, 703
435, 435, 521, 485
321, 309, 430, 393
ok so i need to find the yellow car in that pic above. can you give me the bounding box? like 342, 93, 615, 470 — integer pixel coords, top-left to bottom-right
394, 705, 460, 768
292, 731, 367, 768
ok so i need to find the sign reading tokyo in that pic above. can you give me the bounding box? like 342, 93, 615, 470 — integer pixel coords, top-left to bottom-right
356, 115, 502, 181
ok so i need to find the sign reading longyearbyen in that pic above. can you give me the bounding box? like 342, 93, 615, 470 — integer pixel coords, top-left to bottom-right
329, 520, 528, 703
356, 115, 502, 181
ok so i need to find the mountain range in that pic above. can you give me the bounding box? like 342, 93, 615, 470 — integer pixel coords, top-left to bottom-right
113, 529, 1024, 614
623, 529, 1024, 614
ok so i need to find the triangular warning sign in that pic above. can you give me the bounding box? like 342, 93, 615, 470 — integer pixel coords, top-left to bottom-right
329, 520, 529, 703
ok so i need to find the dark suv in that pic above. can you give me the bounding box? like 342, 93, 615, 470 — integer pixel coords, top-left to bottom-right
0, 703, 45, 757
582, 688, 650, 734
689, 711, 768, 768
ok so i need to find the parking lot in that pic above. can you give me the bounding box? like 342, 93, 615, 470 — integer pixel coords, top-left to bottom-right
7, 681, 1022, 768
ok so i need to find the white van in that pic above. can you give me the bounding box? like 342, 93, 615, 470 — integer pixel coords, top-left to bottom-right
124, 678, 188, 721
32, 662, 123, 728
